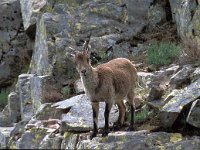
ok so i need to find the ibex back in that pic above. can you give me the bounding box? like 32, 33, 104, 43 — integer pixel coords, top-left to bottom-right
73, 37, 137, 139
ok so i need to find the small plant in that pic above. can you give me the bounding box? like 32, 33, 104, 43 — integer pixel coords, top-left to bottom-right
135, 107, 152, 123
126, 105, 152, 123
147, 41, 181, 66
179, 37, 200, 65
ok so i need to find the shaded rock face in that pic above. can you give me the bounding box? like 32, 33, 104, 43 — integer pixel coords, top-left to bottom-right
0, 0, 32, 88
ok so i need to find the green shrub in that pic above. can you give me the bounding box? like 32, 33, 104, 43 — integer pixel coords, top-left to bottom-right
147, 41, 181, 66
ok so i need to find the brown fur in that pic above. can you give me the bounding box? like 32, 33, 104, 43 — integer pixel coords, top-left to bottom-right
74, 50, 137, 139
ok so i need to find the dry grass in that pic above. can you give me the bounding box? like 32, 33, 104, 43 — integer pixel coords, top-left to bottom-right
179, 37, 200, 65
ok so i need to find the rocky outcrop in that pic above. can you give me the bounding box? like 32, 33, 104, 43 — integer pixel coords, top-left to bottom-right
160, 77, 200, 128
0, 0, 32, 88
169, 0, 200, 39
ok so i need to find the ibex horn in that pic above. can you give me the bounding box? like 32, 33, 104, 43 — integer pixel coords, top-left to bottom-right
83, 32, 92, 51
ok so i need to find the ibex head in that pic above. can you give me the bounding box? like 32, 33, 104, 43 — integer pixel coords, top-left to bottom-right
73, 33, 92, 76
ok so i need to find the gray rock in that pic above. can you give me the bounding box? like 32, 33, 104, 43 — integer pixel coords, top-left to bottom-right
76, 131, 200, 150
0, 0, 32, 88
169, 0, 197, 39
52, 94, 118, 132
147, 3, 166, 28
0, 127, 14, 149
39, 134, 63, 149
169, 65, 194, 88
34, 103, 68, 120
18, 74, 35, 121
191, 67, 200, 82
61, 132, 79, 149
187, 99, 200, 128
160, 78, 200, 128
16, 127, 48, 149
30, 75, 63, 113
137, 72, 154, 89
147, 84, 165, 101
0, 106, 13, 127
8, 92, 20, 123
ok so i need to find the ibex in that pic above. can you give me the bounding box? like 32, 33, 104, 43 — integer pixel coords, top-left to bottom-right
72, 35, 137, 139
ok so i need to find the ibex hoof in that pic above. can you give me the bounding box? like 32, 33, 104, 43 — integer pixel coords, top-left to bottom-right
102, 130, 109, 137
126, 126, 135, 131
113, 122, 122, 131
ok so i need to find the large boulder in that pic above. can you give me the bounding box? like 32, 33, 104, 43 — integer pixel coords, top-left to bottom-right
53, 94, 118, 132
0, 0, 32, 88
160, 78, 200, 128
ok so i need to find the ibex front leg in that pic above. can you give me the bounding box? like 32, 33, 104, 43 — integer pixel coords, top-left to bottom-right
90, 102, 99, 140
102, 102, 112, 137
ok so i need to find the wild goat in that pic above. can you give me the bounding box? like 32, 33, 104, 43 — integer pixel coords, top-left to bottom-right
72, 37, 137, 139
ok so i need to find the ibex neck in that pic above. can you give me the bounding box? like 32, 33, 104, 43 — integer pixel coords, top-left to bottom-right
80, 67, 98, 93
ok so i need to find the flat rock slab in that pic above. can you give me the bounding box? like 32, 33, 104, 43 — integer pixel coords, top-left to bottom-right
160, 78, 200, 128
0, 127, 14, 148
53, 94, 118, 132
77, 131, 200, 150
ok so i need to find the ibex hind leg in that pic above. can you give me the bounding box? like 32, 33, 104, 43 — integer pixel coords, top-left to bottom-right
113, 100, 126, 131
127, 90, 136, 131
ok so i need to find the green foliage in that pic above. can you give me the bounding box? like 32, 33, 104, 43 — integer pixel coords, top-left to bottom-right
0, 90, 9, 109
126, 106, 152, 123
61, 86, 71, 98
147, 41, 181, 66
135, 107, 152, 123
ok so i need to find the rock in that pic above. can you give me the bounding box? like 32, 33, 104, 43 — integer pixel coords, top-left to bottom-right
30, 75, 63, 113
39, 134, 63, 149
149, 65, 179, 87
34, 103, 68, 120
8, 92, 20, 123
0, 106, 13, 127
0, 0, 32, 88
190, 5, 200, 38
18, 74, 35, 121
147, 84, 165, 101
160, 78, 200, 128
147, 3, 166, 28
76, 131, 200, 150
163, 89, 184, 104
52, 94, 118, 132
169, 0, 197, 39
61, 132, 79, 149
187, 99, 200, 128
16, 127, 48, 149
191, 67, 200, 82
0, 127, 14, 148
7, 120, 29, 149
126, 0, 153, 29
169, 65, 194, 88
137, 72, 154, 89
